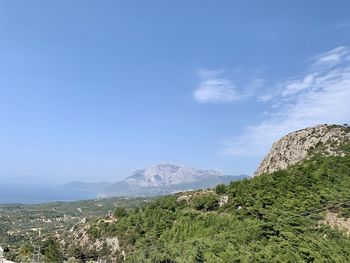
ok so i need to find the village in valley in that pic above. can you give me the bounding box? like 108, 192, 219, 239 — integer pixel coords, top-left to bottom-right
0, 197, 148, 262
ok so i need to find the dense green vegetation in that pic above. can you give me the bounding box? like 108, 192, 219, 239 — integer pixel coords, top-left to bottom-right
84, 153, 350, 262
0, 197, 150, 262
2, 136, 350, 262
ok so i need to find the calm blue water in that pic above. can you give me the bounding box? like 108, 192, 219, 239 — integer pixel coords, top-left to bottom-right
0, 184, 96, 204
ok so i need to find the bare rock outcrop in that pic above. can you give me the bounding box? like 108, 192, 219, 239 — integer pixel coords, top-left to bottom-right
254, 124, 350, 176
219, 195, 229, 207
319, 211, 350, 237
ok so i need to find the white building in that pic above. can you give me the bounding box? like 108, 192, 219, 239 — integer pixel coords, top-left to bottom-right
0, 247, 16, 263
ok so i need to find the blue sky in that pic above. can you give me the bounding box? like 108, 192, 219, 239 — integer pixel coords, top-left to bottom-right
0, 1, 350, 183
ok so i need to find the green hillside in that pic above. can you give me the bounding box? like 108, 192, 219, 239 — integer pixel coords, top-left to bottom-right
0, 197, 150, 262
3, 127, 350, 263
84, 152, 350, 262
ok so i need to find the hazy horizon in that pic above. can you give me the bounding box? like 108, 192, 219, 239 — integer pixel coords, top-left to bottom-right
1, 1, 350, 184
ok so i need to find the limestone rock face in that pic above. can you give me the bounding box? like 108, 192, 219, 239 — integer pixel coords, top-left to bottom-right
219, 195, 229, 207
254, 124, 350, 176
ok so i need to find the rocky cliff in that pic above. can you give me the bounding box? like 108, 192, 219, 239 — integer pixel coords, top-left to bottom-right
254, 124, 350, 176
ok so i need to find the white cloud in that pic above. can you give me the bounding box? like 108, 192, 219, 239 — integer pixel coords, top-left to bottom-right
281, 73, 315, 97
193, 69, 240, 103
257, 94, 273, 102
221, 46, 350, 157
193, 69, 264, 103
334, 21, 350, 29
311, 46, 350, 68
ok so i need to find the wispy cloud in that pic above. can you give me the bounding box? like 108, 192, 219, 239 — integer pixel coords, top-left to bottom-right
193, 69, 239, 103
193, 69, 264, 103
221, 46, 350, 157
334, 21, 350, 29
311, 46, 350, 68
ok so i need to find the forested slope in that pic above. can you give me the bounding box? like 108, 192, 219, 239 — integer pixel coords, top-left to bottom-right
85, 151, 350, 262
5, 125, 350, 263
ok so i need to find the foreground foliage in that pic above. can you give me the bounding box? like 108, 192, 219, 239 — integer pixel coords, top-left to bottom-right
92, 153, 350, 262
3, 153, 350, 262
0, 197, 149, 262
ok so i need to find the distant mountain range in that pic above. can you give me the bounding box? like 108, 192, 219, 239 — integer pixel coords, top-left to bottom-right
63, 163, 247, 197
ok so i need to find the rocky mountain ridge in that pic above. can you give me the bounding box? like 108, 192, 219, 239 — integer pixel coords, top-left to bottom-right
64, 163, 246, 197
109, 163, 245, 196
123, 163, 223, 187
254, 124, 350, 176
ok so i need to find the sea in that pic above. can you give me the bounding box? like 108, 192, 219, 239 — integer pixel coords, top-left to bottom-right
0, 183, 96, 204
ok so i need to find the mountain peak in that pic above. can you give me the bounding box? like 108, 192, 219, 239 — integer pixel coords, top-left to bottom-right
254, 124, 350, 176
124, 163, 223, 187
